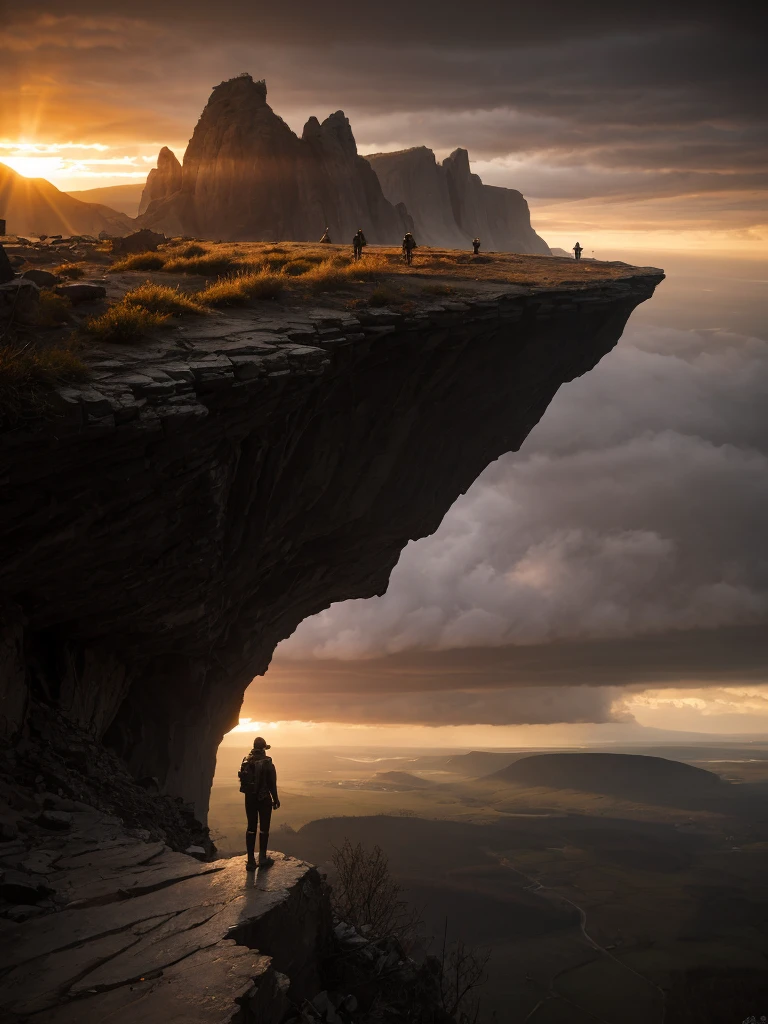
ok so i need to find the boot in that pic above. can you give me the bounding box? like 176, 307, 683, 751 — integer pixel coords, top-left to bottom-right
245, 830, 257, 871
258, 832, 274, 869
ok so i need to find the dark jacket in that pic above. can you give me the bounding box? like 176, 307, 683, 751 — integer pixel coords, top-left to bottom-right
239, 752, 278, 801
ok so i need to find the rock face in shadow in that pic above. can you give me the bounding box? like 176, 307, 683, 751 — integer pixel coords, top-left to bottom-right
0, 272, 662, 819
141, 75, 408, 243
138, 146, 182, 216
367, 146, 550, 254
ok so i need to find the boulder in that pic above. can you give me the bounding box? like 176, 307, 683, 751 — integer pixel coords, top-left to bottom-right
37, 810, 73, 831
0, 244, 15, 283
22, 268, 58, 287
110, 229, 166, 255
53, 283, 107, 304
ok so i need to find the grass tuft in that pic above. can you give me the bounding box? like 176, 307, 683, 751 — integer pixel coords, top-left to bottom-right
195, 270, 283, 307
0, 341, 89, 420
54, 264, 85, 280
281, 258, 313, 277
110, 252, 166, 272
179, 243, 206, 258
83, 302, 169, 343
163, 253, 242, 276
35, 290, 73, 327
123, 282, 206, 317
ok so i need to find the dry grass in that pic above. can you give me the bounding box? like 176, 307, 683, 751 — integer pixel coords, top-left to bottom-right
0, 341, 89, 420
35, 290, 73, 327
83, 302, 169, 343
110, 252, 166, 272
194, 269, 283, 306
53, 264, 85, 280
303, 254, 387, 293
123, 282, 207, 317
163, 252, 245, 276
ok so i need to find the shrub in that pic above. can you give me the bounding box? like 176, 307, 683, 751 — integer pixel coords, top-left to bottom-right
123, 282, 206, 316
281, 258, 313, 277
368, 286, 402, 307
179, 243, 206, 258
330, 839, 422, 949
54, 264, 85, 280
163, 253, 242, 275
110, 252, 166, 272
0, 341, 89, 420
83, 302, 169, 342
195, 270, 283, 306
35, 289, 73, 327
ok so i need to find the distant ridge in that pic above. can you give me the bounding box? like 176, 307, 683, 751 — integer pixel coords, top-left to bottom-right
66, 183, 144, 219
487, 752, 722, 800
1, 164, 135, 236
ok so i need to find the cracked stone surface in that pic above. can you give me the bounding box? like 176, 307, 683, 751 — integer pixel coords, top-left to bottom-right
0, 831, 325, 1023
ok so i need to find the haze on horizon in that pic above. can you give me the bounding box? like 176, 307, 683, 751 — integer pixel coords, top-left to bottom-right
1, 0, 766, 255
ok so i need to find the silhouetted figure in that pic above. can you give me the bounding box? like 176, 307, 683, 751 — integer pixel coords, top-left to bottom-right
472, 238, 481, 254
402, 231, 417, 265
573, 242, 583, 260
239, 736, 280, 870
353, 228, 367, 260
319, 228, 332, 243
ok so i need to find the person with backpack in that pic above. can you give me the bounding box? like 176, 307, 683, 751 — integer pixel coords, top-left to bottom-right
353, 228, 367, 260
238, 736, 280, 870
573, 241, 584, 261
402, 231, 417, 265
472, 238, 481, 254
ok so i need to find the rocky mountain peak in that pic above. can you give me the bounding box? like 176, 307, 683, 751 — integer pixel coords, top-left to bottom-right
138, 146, 182, 216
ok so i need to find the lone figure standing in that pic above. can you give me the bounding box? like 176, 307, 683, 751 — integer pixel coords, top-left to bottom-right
573, 241, 583, 260
353, 228, 367, 260
239, 736, 280, 871
472, 238, 481, 254
402, 231, 417, 265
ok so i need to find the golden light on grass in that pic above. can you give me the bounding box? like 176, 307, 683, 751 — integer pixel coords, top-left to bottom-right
194, 269, 283, 306
83, 302, 169, 343
123, 282, 207, 317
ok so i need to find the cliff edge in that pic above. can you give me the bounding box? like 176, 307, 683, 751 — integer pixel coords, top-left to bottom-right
0, 256, 663, 820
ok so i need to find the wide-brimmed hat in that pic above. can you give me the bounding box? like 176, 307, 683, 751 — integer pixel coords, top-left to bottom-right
253, 736, 271, 750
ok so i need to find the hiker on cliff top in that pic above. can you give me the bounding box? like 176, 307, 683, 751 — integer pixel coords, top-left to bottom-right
573, 241, 583, 261
353, 228, 367, 260
319, 228, 332, 244
472, 238, 481, 255
402, 231, 417, 266
239, 736, 280, 870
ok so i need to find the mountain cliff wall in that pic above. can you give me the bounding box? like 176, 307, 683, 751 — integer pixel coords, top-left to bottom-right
140, 76, 407, 243
0, 271, 662, 818
367, 147, 550, 254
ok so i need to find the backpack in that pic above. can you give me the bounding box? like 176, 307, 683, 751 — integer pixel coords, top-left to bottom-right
239, 754, 270, 796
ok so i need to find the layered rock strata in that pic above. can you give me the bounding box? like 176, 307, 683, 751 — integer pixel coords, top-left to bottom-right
140, 76, 408, 243
0, 266, 663, 819
367, 147, 550, 254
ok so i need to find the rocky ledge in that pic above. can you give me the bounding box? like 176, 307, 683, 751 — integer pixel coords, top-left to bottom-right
0, 266, 663, 821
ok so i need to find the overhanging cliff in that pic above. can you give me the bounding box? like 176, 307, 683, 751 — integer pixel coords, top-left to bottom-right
0, 263, 663, 818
